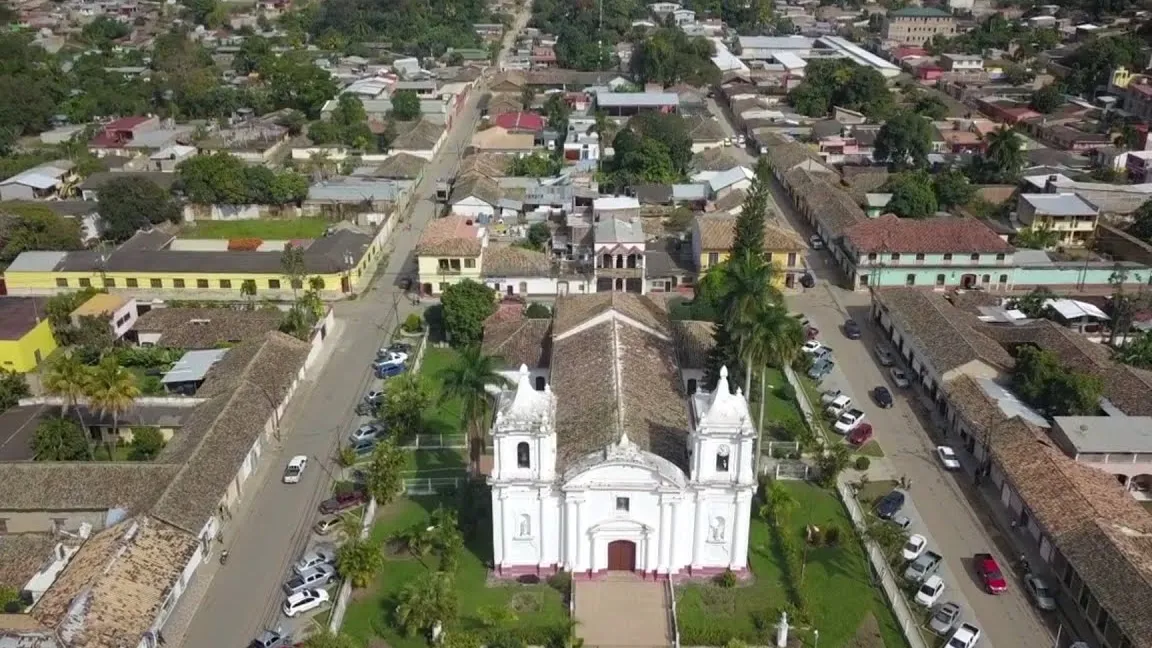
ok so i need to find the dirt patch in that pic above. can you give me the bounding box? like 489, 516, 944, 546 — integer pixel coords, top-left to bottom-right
384, 538, 411, 558
509, 591, 542, 614
845, 612, 884, 648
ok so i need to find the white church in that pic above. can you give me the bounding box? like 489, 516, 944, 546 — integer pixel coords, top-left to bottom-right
484, 293, 757, 578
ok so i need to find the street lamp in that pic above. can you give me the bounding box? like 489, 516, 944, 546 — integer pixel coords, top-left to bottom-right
813, 629, 819, 648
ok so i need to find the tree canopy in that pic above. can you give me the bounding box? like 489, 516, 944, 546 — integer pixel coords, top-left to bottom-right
1029, 83, 1063, 113
630, 27, 720, 88
391, 90, 422, 121
307, 94, 380, 151
98, 177, 182, 242
507, 152, 562, 178
532, 0, 642, 69
178, 153, 308, 205
310, 0, 489, 57
873, 110, 932, 170
0, 204, 83, 263
1011, 344, 1103, 416
787, 59, 892, 120
1061, 34, 1144, 97
883, 171, 938, 218
601, 112, 692, 187
440, 280, 496, 347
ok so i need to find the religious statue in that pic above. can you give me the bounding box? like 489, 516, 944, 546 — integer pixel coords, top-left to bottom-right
518, 514, 531, 538
710, 516, 726, 542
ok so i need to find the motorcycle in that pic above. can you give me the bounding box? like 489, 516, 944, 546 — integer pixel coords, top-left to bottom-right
220, 549, 229, 565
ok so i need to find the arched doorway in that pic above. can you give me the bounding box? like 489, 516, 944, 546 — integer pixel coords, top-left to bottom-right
607, 540, 636, 571
961, 274, 977, 289
1130, 474, 1152, 493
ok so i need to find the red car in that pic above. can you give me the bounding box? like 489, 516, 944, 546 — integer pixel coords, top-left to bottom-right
319, 490, 366, 514
848, 423, 874, 446
975, 553, 1008, 594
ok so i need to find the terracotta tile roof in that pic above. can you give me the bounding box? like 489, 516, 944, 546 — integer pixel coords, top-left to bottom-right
0, 464, 179, 511
873, 288, 1014, 374
374, 152, 430, 179
449, 173, 502, 207
458, 152, 514, 180
692, 147, 748, 172
481, 245, 553, 277
1060, 521, 1152, 647
132, 307, 282, 349
415, 215, 484, 257
845, 215, 1015, 254
795, 174, 869, 236
552, 292, 671, 337
672, 320, 714, 369
684, 115, 727, 143
391, 119, 446, 151
979, 320, 1152, 416
483, 317, 552, 369
695, 214, 806, 252
942, 375, 1007, 441
762, 132, 818, 172
0, 534, 60, 590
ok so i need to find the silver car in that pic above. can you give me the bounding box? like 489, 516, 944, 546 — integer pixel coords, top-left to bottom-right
929, 601, 962, 635
293, 545, 336, 575
283, 564, 336, 595
1024, 574, 1057, 611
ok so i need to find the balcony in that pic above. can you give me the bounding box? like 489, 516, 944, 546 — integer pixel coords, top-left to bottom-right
437, 267, 463, 275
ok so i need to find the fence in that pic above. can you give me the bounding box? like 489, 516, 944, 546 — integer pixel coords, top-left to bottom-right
765, 440, 800, 457
327, 496, 378, 633
401, 433, 468, 450
773, 460, 811, 481
403, 477, 465, 495
783, 366, 828, 448
835, 477, 929, 648
666, 578, 681, 648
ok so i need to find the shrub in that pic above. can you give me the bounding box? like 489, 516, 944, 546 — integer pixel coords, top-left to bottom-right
823, 525, 841, 546
525, 303, 551, 318
128, 427, 165, 461
854, 456, 871, 471
516, 574, 540, 585
402, 312, 423, 333
714, 568, 737, 588
546, 571, 572, 599
775, 383, 796, 401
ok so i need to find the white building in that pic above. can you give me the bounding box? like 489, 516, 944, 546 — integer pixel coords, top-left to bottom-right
488, 294, 757, 577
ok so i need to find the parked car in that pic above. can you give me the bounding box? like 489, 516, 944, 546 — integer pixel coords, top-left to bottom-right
799, 273, 816, 288
833, 408, 866, 434
282, 455, 308, 484
283, 588, 331, 617
902, 534, 927, 561
349, 422, 385, 444
844, 319, 861, 340
793, 313, 818, 339
974, 553, 1008, 594
801, 340, 825, 354
1024, 574, 1057, 611
319, 490, 366, 514
915, 575, 946, 607
936, 446, 961, 470
349, 439, 377, 458
383, 342, 412, 354
293, 545, 336, 575
905, 550, 944, 583
946, 623, 981, 648
375, 350, 409, 366
891, 513, 912, 529
375, 363, 406, 379
282, 564, 336, 595
812, 346, 833, 363
876, 490, 905, 519
249, 628, 290, 648
808, 359, 835, 381
820, 389, 843, 405
873, 386, 893, 408
929, 602, 962, 636
313, 516, 340, 536
364, 390, 385, 405
825, 395, 853, 417
847, 423, 873, 446
874, 343, 895, 366
809, 234, 823, 249
890, 367, 910, 388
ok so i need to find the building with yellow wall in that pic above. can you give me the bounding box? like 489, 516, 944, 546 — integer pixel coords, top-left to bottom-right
692, 214, 808, 289
415, 215, 488, 295
0, 297, 58, 372
3, 226, 385, 301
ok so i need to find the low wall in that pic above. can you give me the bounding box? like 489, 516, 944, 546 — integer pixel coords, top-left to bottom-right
182, 204, 302, 222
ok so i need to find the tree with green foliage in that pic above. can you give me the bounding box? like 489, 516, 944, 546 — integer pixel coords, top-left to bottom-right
874, 111, 932, 170
787, 59, 892, 120
1116, 330, 1152, 370
32, 417, 90, 461
1012, 345, 1103, 416
0, 204, 83, 263
1127, 200, 1152, 242
336, 537, 385, 588
363, 437, 405, 504
525, 303, 551, 318
378, 373, 430, 438
1029, 83, 1063, 113
264, 53, 340, 118
391, 89, 421, 121
395, 572, 458, 637
911, 93, 949, 120
82, 16, 131, 47
730, 160, 771, 261
440, 280, 496, 347
98, 177, 182, 242
233, 35, 274, 75
932, 168, 976, 209
1014, 224, 1062, 250
972, 126, 1024, 184
1060, 34, 1144, 97
44, 288, 102, 339
884, 171, 938, 218
128, 427, 165, 460
85, 356, 140, 459
1009, 286, 1055, 319
0, 369, 29, 412
508, 152, 561, 177
602, 112, 693, 187
440, 346, 509, 460
308, 94, 377, 150
524, 222, 552, 251
280, 242, 307, 300
299, 631, 360, 648
42, 351, 91, 445
544, 93, 571, 134
0, 32, 66, 142
1001, 63, 1035, 86
630, 27, 720, 88
178, 153, 308, 205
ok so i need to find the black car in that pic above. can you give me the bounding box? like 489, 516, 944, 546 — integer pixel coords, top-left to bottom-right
844, 319, 861, 340
874, 386, 893, 408
876, 490, 906, 519
799, 273, 816, 288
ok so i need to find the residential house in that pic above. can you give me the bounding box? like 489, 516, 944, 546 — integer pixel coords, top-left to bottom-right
1124, 79, 1152, 122
131, 307, 283, 348
841, 215, 1016, 290
881, 7, 957, 45
481, 245, 579, 297
684, 115, 728, 152
148, 144, 197, 172
414, 215, 488, 295
1038, 124, 1111, 153
449, 174, 504, 222
1016, 193, 1099, 246
0, 297, 57, 373
593, 205, 646, 294
698, 166, 754, 202
645, 237, 695, 294
494, 111, 546, 133
471, 126, 537, 153
0, 162, 75, 201
1047, 416, 1152, 493
304, 179, 413, 215
693, 214, 807, 289
371, 153, 430, 182
390, 120, 448, 159
87, 116, 161, 155
69, 293, 138, 340
940, 53, 984, 72
77, 172, 178, 202
594, 92, 679, 117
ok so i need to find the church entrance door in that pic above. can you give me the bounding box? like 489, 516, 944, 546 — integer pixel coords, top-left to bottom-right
607, 540, 636, 571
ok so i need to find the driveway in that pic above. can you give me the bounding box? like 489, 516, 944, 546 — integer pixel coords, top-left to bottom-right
788, 287, 1053, 648
574, 577, 672, 648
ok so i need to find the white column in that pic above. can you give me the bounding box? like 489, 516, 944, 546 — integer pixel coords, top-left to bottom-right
564, 497, 576, 570
658, 497, 671, 573
669, 500, 680, 573
692, 491, 706, 568
538, 489, 547, 567
731, 492, 752, 570
574, 497, 584, 571
494, 489, 506, 567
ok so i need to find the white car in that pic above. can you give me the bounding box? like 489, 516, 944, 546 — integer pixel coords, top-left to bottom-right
282, 588, 330, 617
293, 545, 336, 574
809, 234, 823, 250
283, 455, 308, 484
936, 446, 962, 471
820, 389, 843, 405
833, 408, 866, 434
373, 351, 409, 369
825, 395, 852, 417
802, 340, 825, 354
946, 623, 981, 648
902, 534, 927, 562
889, 367, 910, 388
915, 575, 946, 607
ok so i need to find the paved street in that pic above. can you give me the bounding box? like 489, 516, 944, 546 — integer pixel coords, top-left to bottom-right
167, 19, 531, 647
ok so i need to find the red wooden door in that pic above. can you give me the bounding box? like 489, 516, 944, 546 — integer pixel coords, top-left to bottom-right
607, 540, 636, 571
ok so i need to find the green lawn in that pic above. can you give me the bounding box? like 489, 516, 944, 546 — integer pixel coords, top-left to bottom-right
181, 218, 331, 240
401, 447, 467, 476
676, 482, 908, 648
343, 497, 569, 648
417, 347, 467, 437
92, 443, 133, 462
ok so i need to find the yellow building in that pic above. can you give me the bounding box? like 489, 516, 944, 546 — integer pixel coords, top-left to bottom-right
415, 215, 488, 295
692, 214, 808, 289
2, 227, 386, 300
0, 297, 58, 372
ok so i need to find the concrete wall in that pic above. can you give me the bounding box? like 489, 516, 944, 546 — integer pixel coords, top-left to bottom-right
182, 204, 302, 222
0, 319, 58, 373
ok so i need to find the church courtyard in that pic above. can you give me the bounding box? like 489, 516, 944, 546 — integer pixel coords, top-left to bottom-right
676, 481, 907, 647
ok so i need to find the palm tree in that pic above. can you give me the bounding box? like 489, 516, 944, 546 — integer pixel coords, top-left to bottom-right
758, 479, 797, 524
983, 126, 1024, 183
42, 351, 94, 458
85, 356, 140, 460
440, 347, 510, 467
335, 537, 385, 588
363, 438, 405, 506
721, 254, 783, 396
816, 443, 853, 487
395, 572, 458, 638
865, 517, 910, 566
740, 304, 805, 474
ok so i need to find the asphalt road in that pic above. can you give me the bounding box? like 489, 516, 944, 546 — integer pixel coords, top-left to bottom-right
171, 19, 530, 645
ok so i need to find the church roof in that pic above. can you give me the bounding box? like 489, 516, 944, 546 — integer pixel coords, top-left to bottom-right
549, 296, 689, 471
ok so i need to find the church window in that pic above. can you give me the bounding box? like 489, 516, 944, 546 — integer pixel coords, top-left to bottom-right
616, 497, 630, 512
517, 442, 531, 468
687, 378, 697, 394
716, 445, 730, 472
534, 376, 546, 391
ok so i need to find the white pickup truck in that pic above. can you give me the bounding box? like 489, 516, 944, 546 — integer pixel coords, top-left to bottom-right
825, 395, 852, 417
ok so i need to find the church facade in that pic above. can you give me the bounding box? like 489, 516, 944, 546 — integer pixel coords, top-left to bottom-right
485, 293, 757, 577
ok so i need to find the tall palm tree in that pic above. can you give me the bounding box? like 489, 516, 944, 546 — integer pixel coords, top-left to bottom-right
984, 126, 1024, 182
85, 356, 140, 460
759, 479, 797, 524
43, 351, 94, 458
723, 254, 783, 396
740, 304, 805, 475
440, 347, 510, 469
